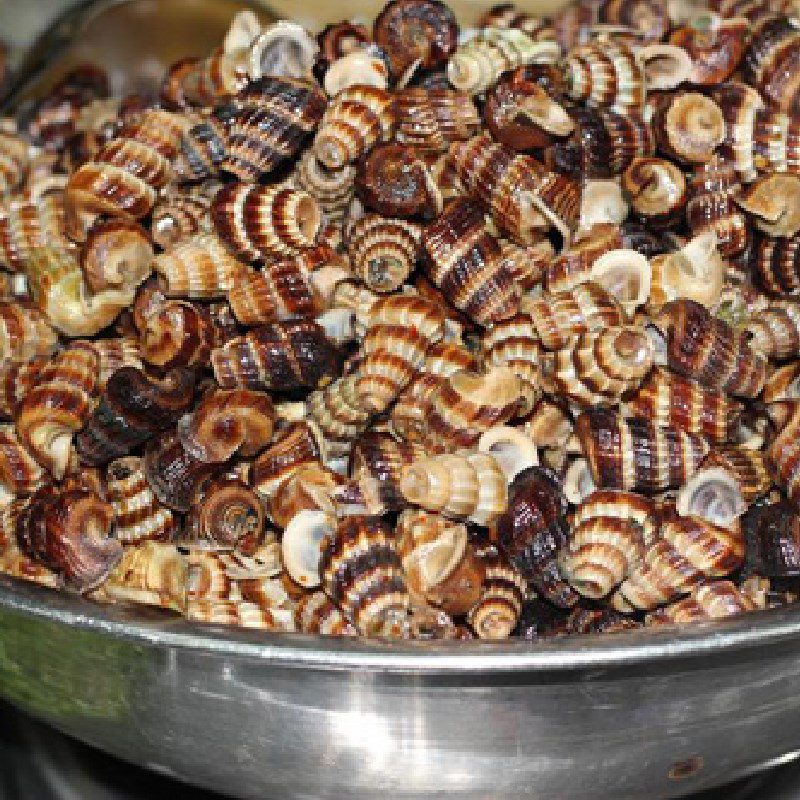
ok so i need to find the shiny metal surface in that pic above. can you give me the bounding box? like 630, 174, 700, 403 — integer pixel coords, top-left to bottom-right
3, 574, 800, 799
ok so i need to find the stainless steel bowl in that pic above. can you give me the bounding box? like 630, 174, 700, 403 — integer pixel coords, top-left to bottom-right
3, 574, 800, 800
2, 2, 800, 798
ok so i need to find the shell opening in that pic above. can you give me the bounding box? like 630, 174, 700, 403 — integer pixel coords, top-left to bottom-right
281, 509, 335, 588
675, 467, 746, 528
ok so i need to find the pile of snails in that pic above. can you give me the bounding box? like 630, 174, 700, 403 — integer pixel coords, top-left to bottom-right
2, 0, 800, 642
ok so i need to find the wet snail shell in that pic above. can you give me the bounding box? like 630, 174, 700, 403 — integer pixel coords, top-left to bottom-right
466, 551, 527, 640
374, 0, 458, 77
394, 88, 480, 153
669, 14, 749, 86
622, 156, 687, 229
645, 580, 757, 626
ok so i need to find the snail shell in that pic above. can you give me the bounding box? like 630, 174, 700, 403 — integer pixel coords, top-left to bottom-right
422, 198, 521, 326
307, 375, 373, 462
448, 28, 560, 96
466, 551, 527, 640
313, 86, 395, 170
648, 232, 726, 310
138, 299, 216, 370
211, 183, 322, 262
450, 133, 580, 243
714, 82, 764, 183
390, 341, 477, 443
99, 541, 187, 611
669, 15, 749, 86
93, 338, 143, 390
396, 507, 483, 615
482, 311, 541, 416
0, 424, 44, 501
153, 232, 247, 299
172, 114, 228, 182
211, 320, 340, 393
542, 325, 654, 408
16, 341, 99, 479
0, 190, 69, 273
248, 20, 318, 81
268, 462, 341, 529
654, 298, 767, 399
106, 456, 177, 545
323, 46, 389, 95
675, 466, 746, 528
564, 39, 645, 110
320, 514, 410, 637
424, 366, 522, 453
576, 409, 710, 493
76, 366, 195, 466
645, 580, 757, 626
702, 444, 771, 504
0, 132, 30, 197
737, 173, 800, 239
652, 91, 725, 164
294, 150, 355, 223
80, 218, 152, 295
622, 366, 742, 443
251, 420, 324, 500
15, 485, 121, 593
622, 156, 687, 229
374, 0, 459, 76
399, 451, 508, 525
746, 300, 800, 360
476, 4, 556, 41
0, 300, 57, 361
743, 498, 800, 578
346, 213, 421, 293
742, 16, 800, 114
151, 189, 211, 250
295, 589, 357, 635
0, 357, 47, 420
527, 281, 625, 351
187, 599, 293, 630
496, 466, 578, 609
222, 77, 327, 181
356, 294, 445, 414
394, 88, 480, 152
767, 401, 800, 506
751, 231, 800, 295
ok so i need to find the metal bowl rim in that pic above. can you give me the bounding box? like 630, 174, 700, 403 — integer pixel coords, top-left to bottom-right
1, 575, 797, 673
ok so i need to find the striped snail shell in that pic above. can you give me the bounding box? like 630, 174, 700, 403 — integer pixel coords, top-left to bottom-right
0, 190, 69, 273
482, 311, 542, 416
307, 374, 373, 463
75, 366, 196, 467
389, 341, 477, 443
743, 498, 800, 578
0, 300, 58, 362
622, 156, 687, 230
151, 189, 211, 250
222, 77, 328, 181
496, 466, 578, 609
295, 590, 357, 636
153, 232, 247, 299
99, 541, 187, 612
0, 424, 44, 501
251, 420, 324, 500
742, 16, 800, 114
576, 409, 710, 493
0, 357, 47, 420
702, 445, 771, 504
423, 366, 522, 453
645, 581, 757, 626
15, 341, 99, 480
559, 490, 653, 600
545, 223, 622, 293
651, 91, 725, 164
466, 551, 527, 640
564, 39, 646, 110
714, 82, 764, 183
399, 451, 508, 525
106, 456, 178, 545
476, 4, 556, 40
356, 294, 445, 414
653, 298, 767, 399
15, 485, 121, 593
767, 401, 800, 507
211, 183, 322, 261
622, 367, 743, 443
294, 150, 356, 223
137, 299, 216, 370
313, 86, 394, 170
346, 213, 421, 293
449, 133, 580, 243
172, 114, 228, 182
65, 109, 187, 236
0, 132, 30, 197
746, 300, 800, 360
527, 280, 625, 351
93, 338, 143, 390
421, 197, 521, 326
737, 173, 800, 239
320, 515, 410, 637
447, 28, 560, 96
211, 320, 340, 393
541, 325, 654, 408
751, 231, 800, 295
394, 88, 480, 152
